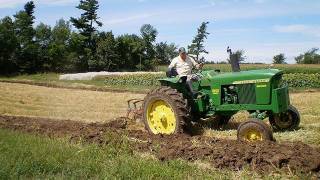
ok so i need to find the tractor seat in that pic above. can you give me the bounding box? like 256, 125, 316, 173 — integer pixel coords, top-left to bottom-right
166, 68, 178, 78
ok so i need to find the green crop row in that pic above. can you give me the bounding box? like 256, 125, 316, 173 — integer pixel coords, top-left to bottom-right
100, 73, 320, 89
158, 64, 320, 74
283, 73, 320, 88
96, 73, 166, 87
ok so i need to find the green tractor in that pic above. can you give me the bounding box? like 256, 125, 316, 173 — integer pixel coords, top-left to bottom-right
141, 67, 300, 142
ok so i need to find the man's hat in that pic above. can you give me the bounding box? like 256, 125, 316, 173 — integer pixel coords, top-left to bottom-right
179, 47, 187, 54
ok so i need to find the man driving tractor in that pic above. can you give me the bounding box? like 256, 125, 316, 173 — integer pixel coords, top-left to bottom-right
168, 47, 203, 96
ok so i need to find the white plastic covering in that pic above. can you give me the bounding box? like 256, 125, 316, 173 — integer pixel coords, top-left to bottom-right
59, 71, 163, 80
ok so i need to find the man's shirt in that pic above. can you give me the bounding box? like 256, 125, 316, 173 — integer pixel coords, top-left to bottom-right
168, 56, 198, 77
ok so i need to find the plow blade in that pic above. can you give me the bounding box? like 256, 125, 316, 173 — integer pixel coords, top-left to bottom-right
126, 99, 144, 121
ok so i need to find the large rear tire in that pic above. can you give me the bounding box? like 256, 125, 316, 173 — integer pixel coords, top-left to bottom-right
269, 105, 300, 131
237, 119, 274, 142
143, 86, 191, 135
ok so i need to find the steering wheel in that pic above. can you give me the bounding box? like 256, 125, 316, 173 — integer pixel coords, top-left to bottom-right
196, 63, 205, 74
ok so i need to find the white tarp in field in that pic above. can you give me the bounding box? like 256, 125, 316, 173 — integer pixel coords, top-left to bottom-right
59, 71, 163, 80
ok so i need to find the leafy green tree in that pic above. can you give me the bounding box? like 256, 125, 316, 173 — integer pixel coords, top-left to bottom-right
0, 16, 18, 74
140, 24, 158, 70
116, 34, 144, 70
92, 32, 119, 71
68, 32, 87, 72
35, 23, 52, 71
14, 1, 39, 73
155, 42, 178, 65
273, 53, 286, 64
227, 50, 246, 63
295, 48, 320, 64
70, 0, 102, 71
188, 21, 210, 62
49, 19, 72, 72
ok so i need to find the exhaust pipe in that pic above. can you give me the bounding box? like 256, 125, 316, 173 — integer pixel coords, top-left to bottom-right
227, 46, 241, 72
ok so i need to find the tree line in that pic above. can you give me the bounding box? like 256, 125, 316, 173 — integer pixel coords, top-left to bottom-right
1, 0, 317, 75
0, 0, 212, 75
0, 1, 185, 75
272, 48, 320, 64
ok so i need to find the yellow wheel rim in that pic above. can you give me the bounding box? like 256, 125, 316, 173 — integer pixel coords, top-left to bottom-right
244, 129, 263, 142
146, 100, 177, 135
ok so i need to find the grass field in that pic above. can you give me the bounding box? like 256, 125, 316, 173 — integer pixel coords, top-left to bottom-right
1, 64, 320, 93
2, 128, 314, 179
0, 73, 152, 93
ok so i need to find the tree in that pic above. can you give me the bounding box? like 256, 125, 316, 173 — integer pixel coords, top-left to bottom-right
14, 1, 39, 73
35, 23, 52, 71
49, 19, 72, 72
227, 50, 246, 63
188, 21, 210, 62
116, 34, 144, 70
91, 31, 119, 71
0, 16, 18, 74
68, 32, 87, 72
295, 48, 320, 64
140, 24, 158, 70
70, 0, 102, 71
273, 53, 286, 64
155, 42, 178, 65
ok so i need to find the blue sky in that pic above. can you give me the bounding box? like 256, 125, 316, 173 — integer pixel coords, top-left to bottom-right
0, 0, 319, 63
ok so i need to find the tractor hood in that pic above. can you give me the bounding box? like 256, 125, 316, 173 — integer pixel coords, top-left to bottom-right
201, 69, 283, 86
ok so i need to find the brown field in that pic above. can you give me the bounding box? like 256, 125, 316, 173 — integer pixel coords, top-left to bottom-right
0, 82, 319, 147
0, 81, 320, 178
0, 82, 144, 122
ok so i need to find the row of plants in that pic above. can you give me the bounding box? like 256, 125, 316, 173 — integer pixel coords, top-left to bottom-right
99, 73, 320, 89
158, 64, 320, 74
284, 73, 320, 88
95, 73, 166, 87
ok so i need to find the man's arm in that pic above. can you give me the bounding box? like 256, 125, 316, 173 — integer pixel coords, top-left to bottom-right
168, 58, 177, 70
190, 57, 202, 69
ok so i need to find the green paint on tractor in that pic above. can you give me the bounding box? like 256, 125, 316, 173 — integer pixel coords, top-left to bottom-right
142, 67, 300, 141
159, 68, 294, 123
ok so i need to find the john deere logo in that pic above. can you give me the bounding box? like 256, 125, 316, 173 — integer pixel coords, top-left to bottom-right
212, 89, 220, 94
233, 78, 270, 84
256, 84, 267, 88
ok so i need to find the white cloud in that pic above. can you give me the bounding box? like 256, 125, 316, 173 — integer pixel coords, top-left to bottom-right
273, 24, 320, 38
0, 0, 76, 8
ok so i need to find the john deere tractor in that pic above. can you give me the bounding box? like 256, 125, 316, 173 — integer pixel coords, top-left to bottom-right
142, 67, 300, 142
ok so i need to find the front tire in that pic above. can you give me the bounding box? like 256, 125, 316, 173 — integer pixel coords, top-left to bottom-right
269, 105, 300, 131
143, 86, 190, 135
237, 119, 274, 142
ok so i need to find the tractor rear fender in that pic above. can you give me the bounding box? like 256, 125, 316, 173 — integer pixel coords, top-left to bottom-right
271, 84, 290, 114
158, 77, 180, 86
158, 78, 190, 96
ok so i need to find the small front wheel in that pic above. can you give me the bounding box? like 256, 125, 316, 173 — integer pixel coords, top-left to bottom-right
237, 119, 274, 142
269, 105, 300, 131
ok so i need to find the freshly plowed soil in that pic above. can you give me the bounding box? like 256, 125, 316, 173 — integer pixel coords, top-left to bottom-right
0, 115, 319, 175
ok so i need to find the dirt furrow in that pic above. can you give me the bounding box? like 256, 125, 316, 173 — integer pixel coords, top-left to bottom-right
0, 115, 319, 175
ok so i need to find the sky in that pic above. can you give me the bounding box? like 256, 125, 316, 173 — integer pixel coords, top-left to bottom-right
0, 0, 319, 63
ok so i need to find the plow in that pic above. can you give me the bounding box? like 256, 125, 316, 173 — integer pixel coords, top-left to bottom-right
126, 64, 300, 142
126, 99, 143, 121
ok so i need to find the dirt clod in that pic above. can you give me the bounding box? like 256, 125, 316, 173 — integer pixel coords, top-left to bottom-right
0, 115, 319, 175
